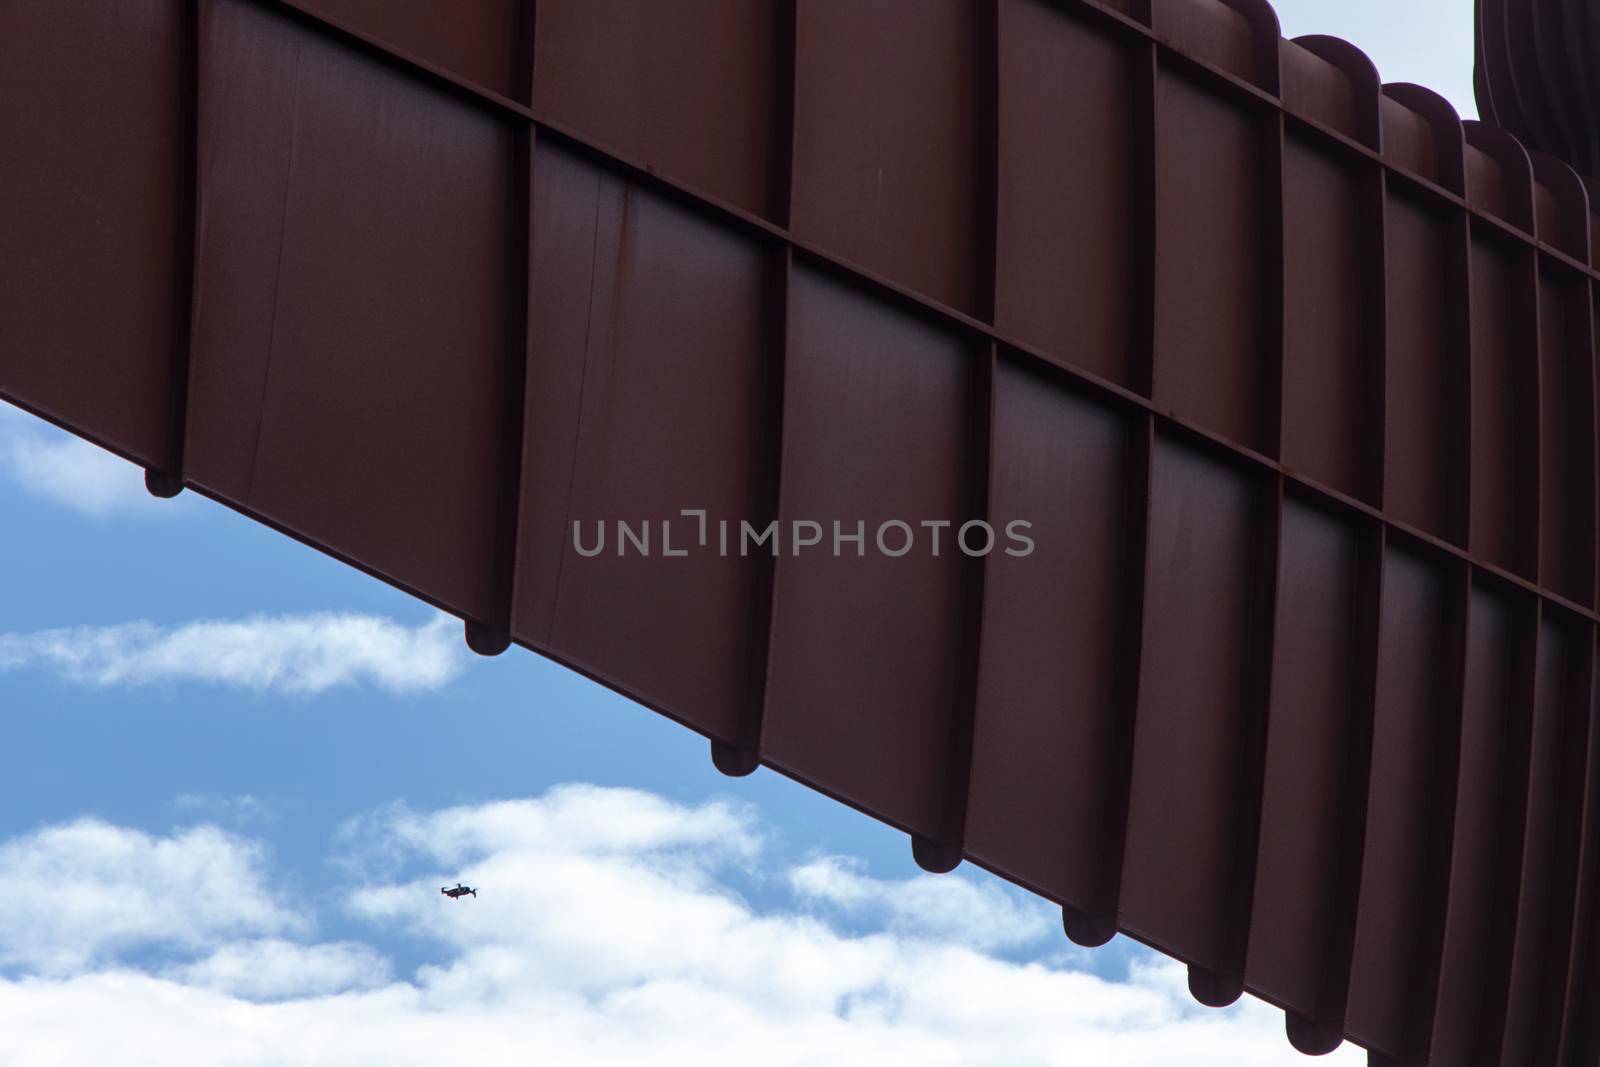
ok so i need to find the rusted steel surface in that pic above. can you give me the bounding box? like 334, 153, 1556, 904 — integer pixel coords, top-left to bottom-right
4, 1, 1600, 1061
1475, 0, 1600, 181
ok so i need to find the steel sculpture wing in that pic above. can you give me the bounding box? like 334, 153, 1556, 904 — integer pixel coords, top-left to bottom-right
4, 2, 1599, 1061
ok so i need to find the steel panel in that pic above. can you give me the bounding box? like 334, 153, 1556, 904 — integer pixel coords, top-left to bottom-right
965, 359, 1134, 912
1501, 614, 1590, 1066
533, 0, 784, 219
187, 0, 516, 621
1538, 270, 1597, 605
1280, 40, 1356, 139
761, 266, 974, 840
1567, 643, 1600, 1065
790, 0, 980, 314
514, 144, 776, 744
1281, 137, 1367, 497
994, 0, 1137, 387
1119, 436, 1262, 973
300, 0, 524, 100
0, 0, 186, 467
1431, 584, 1525, 1064
1154, 0, 1255, 82
1383, 194, 1455, 541
1469, 235, 1535, 575
1245, 497, 1362, 1021
1153, 72, 1263, 450
1381, 96, 1439, 183
1346, 546, 1461, 1058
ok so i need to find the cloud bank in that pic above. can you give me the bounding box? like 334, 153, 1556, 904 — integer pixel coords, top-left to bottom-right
0, 612, 468, 695
0, 785, 1366, 1066
0, 820, 303, 975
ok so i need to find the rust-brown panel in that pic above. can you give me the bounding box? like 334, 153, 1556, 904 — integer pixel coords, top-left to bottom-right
1469, 236, 1533, 575
1119, 436, 1260, 972
185, 0, 300, 503
0, 0, 184, 466
1153, 73, 1262, 449
1346, 547, 1460, 1060
533, 0, 784, 219
1538, 270, 1596, 605
1466, 144, 1508, 219
1430, 585, 1526, 1066
1244, 496, 1361, 1021
1381, 96, 1439, 184
1281, 136, 1366, 497
1281, 41, 1356, 136
298, 0, 523, 99
1500, 614, 1589, 1066
186, 0, 514, 621
512, 146, 776, 744
761, 266, 973, 840
1153, 0, 1254, 82
1561, 630, 1600, 1065
1384, 194, 1452, 540
512, 143, 600, 646
790, 0, 980, 314
994, 0, 1136, 386
964, 359, 1132, 910
1535, 182, 1562, 252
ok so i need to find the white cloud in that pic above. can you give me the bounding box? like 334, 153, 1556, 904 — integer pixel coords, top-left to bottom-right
0, 611, 468, 695
0, 787, 1369, 1066
790, 855, 1055, 951
0, 403, 167, 519
164, 939, 391, 999
0, 819, 303, 975
339, 785, 762, 873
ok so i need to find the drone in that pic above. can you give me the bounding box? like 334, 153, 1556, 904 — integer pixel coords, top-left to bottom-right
440, 883, 477, 899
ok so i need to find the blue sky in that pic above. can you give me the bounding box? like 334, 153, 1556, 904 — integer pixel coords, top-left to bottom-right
0, 2, 1470, 1063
